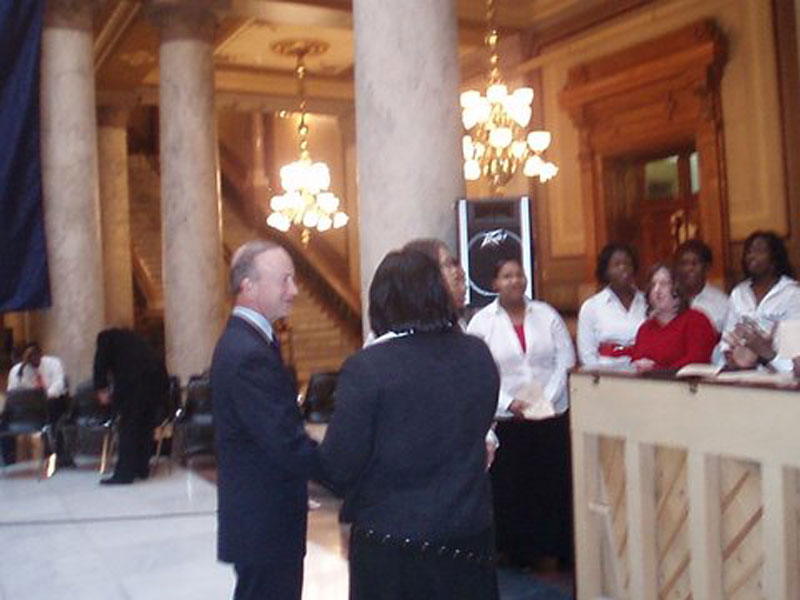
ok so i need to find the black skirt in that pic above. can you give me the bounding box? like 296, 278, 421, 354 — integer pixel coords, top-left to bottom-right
491, 411, 574, 565
348, 526, 499, 600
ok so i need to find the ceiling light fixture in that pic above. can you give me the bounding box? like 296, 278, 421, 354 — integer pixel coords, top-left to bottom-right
461, 0, 558, 192
266, 39, 348, 245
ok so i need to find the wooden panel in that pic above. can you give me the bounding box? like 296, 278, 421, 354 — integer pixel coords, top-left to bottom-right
687, 452, 723, 600
570, 373, 800, 600
558, 19, 729, 282
626, 441, 658, 600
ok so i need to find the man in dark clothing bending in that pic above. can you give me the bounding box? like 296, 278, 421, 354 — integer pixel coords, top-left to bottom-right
93, 328, 168, 485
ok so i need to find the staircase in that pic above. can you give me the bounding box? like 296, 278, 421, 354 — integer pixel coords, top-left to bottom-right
128, 154, 164, 314
127, 153, 361, 387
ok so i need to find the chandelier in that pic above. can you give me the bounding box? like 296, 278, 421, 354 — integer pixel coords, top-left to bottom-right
267, 39, 348, 245
460, 0, 558, 192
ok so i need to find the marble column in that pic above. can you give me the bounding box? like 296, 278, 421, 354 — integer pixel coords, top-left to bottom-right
97, 107, 134, 329
153, 1, 225, 382
352, 0, 464, 308
37, 0, 105, 385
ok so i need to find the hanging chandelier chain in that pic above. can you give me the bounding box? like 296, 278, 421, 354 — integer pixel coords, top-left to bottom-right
295, 50, 310, 161
485, 0, 501, 86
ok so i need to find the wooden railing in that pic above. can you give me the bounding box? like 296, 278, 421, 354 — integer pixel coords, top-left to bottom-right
569, 371, 800, 600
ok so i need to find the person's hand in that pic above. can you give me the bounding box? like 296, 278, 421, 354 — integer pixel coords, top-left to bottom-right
507, 399, 531, 418
485, 439, 497, 471
733, 319, 777, 361
728, 344, 758, 369
633, 358, 655, 372
97, 388, 111, 406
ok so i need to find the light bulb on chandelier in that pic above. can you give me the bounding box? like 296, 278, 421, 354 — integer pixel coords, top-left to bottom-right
266, 39, 348, 245
460, 0, 557, 192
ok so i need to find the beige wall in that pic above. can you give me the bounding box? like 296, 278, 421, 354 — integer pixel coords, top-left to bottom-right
529, 0, 788, 307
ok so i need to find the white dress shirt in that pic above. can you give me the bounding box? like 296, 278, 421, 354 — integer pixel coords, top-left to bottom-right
577, 287, 647, 369
7, 355, 67, 398
722, 276, 800, 372
691, 283, 730, 333
467, 298, 576, 417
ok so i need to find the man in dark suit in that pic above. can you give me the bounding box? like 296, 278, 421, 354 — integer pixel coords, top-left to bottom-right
211, 240, 319, 600
93, 328, 168, 484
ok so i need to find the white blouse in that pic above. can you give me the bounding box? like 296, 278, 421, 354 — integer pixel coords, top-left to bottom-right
576, 287, 647, 368
466, 298, 575, 418
691, 283, 730, 333
722, 275, 800, 372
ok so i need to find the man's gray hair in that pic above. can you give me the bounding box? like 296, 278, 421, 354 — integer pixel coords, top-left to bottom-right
228, 240, 279, 296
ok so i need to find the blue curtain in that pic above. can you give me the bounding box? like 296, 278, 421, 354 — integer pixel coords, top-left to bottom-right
0, 0, 50, 312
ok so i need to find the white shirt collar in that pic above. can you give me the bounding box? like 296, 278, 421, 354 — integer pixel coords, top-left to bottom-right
232, 306, 275, 341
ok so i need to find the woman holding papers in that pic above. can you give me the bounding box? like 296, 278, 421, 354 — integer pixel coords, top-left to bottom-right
467, 257, 575, 569
630, 263, 717, 371
319, 249, 500, 600
577, 243, 648, 368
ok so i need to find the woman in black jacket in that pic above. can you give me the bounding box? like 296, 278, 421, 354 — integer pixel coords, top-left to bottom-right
318, 248, 500, 600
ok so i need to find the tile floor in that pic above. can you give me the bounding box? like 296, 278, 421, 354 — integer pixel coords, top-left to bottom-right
0, 460, 347, 600
0, 456, 572, 600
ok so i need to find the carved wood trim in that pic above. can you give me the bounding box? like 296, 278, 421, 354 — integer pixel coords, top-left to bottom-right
558, 20, 730, 282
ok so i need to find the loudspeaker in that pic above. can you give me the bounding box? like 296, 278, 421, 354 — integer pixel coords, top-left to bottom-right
457, 197, 535, 308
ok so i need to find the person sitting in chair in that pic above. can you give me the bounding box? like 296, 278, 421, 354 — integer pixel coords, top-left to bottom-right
4, 342, 73, 467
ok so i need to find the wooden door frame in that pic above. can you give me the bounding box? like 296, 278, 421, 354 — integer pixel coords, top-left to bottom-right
560, 20, 730, 284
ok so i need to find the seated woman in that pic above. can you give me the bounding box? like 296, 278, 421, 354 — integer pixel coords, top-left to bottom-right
318, 249, 500, 600
630, 263, 717, 371
466, 257, 575, 568
723, 231, 800, 372
577, 243, 647, 369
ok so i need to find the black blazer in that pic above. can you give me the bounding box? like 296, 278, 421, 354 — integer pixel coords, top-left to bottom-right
318, 331, 499, 541
211, 316, 318, 566
93, 328, 167, 411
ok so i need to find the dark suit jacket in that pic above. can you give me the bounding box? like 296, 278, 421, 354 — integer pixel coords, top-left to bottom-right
318, 330, 499, 541
93, 328, 167, 413
211, 315, 318, 566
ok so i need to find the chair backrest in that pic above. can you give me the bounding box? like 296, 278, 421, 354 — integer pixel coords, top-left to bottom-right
70, 380, 112, 425
2, 388, 48, 432
185, 375, 212, 418
303, 371, 339, 423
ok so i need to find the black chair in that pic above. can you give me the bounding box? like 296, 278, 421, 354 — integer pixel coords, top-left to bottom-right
173, 375, 214, 465
302, 371, 339, 424
150, 375, 181, 475
0, 388, 53, 479
68, 380, 116, 474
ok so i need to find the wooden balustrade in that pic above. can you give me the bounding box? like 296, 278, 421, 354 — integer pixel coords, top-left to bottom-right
570, 371, 800, 600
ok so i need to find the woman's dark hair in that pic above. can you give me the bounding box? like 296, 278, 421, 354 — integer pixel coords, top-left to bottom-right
644, 262, 689, 315
492, 256, 523, 280
675, 239, 713, 265
369, 249, 457, 336
741, 230, 794, 279
595, 242, 638, 285
402, 238, 447, 262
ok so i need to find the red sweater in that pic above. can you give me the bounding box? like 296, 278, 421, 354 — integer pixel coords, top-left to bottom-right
630, 308, 717, 369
